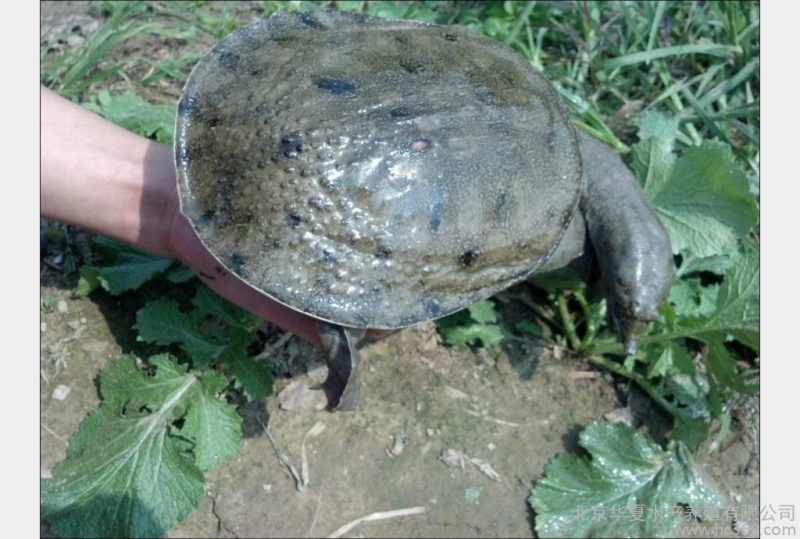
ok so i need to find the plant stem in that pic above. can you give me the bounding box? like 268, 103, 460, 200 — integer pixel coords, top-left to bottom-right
574, 290, 597, 349
557, 293, 582, 351
587, 354, 680, 419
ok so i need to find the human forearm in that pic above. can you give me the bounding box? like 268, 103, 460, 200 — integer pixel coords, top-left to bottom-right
41, 85, 324, 345
40, 86, 178, 259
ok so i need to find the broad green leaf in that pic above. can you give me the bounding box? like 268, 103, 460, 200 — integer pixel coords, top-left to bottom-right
183, 370, 243, 471
73, 236, 175, 296
42, 355, 242, 538
530, 422, 723, 538
648, 141, 759, 258
93, 252, 174, 295
630, 112, 676, 197
134, 300, 225, 366
687, 250, 759, 349
101, 354, 190, 414
222, 331, 275, 401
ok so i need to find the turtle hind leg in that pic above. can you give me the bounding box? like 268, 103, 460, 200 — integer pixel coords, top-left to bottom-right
315, 321, 366, 411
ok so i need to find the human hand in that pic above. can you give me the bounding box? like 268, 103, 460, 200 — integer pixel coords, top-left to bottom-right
163, 201, 323, 346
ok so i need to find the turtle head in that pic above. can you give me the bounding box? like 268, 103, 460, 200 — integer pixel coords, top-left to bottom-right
604, 253, 673, 355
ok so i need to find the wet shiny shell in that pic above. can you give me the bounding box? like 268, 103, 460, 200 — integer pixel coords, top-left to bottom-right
175, 11, 582, 329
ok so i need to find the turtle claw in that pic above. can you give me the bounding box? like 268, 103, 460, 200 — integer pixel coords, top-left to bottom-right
315, 322, 366, 411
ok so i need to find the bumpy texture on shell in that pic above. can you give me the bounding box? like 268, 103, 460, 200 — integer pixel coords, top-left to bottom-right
175, 11, 582, 329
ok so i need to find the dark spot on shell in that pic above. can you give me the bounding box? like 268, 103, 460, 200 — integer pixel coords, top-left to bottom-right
313, 77, 356, 95
298, 12, 322, 28
257, 160, 267, 169
428, 186, 447, 232
400, 59, 425, 74
199, 211, 215, 223
281, 133, 303, 158
459, 249, 479, 268
217, 50, 240, 70
321, 249, 337, 265
495, 189, 508, 222
489, 122, 512, 136
287, 212, 302, 228
394, 34, 409, 45
444, 33, 458, 41
206, 116, 220, 128
250, 67, 264, 77
374, 245, 392, 259
390, 106, 411, 118
429, 199, 444, 233
229, 254, 244, 273
475, 88, 494, 104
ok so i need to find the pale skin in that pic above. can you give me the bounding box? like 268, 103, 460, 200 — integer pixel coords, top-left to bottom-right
40, 85, 323, 345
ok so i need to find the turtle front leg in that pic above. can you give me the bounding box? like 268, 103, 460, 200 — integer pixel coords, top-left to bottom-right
315, 321, 367, 411
576, 132, 673, 354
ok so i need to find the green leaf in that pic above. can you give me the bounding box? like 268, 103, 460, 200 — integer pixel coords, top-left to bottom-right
41, 355, 243, 538
528, 266, 585, 295
74, 266, 102, 298
192, 286, 260, 331
41, 295, 58, 313
671, 414, 710, 450
645, 341, 694, 379
678, 249, 741, 276
96, 252, 174, 295
183, 369, 243, 471
135, 300, 225, 366
221, 329, 275, 401
516, 320, 543, 337
437, 300, 506, 347
101, 354, 190, 412
439, 322, 506, 348
85, 90, 177, 143
630, 113, 676, 197
668, 278, 719, 319
686, 250, 759, 349
167, 265, 197, 284
72, 236, 175, 296
647, 140, 759, 258
468, 300, 498, 325
529, 422, 723, 538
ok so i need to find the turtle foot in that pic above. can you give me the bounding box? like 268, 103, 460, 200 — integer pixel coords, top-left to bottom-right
315, 321, 366, 411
